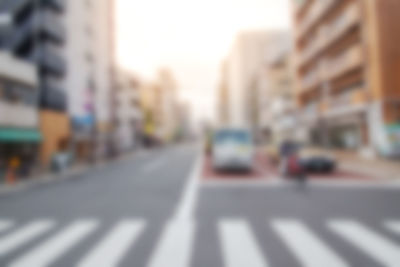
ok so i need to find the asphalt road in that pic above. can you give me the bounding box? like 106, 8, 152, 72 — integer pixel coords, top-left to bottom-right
0, 144, 399, 267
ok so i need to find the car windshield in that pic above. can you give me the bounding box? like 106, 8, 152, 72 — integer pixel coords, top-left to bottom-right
214, 130, 251, 144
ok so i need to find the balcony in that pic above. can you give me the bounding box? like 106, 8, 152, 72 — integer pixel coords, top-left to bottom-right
297, 0, 336, 40
0, 0, 32, 14
351, 89, 368, 105
298, 32, 324, 66
298, 2, 361, 67
40, 84, 67, 112
293, 0, 310, 16
9, 13, 35, 51
300, 68, 320, 92
41, 0, 65, 13
320, 2, 361, 50
38, 9, 65, 43
9, 9, 65, 51
324, 44, 363, 81
0, 101, 39, 128
31, 43, 66, 76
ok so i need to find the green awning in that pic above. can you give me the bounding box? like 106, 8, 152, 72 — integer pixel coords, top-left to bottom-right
0, 128, 42, 142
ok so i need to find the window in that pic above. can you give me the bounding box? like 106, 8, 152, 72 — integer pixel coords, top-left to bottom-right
1, 79, 36, 106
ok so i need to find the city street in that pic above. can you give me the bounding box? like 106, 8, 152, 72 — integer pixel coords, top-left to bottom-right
0, 144, 400, 267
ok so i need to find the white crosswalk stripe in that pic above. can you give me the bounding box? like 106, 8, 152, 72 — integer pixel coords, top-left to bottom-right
0, 220, 54, 257
1, 218, 400, 267
148, 220, 194, 267
0, 220, 14, 233
219, 219, 268, 267
384, 221, 400, 234
78, 220, 145, 267
9, 220, 98, 267
329, 220, 400, 267
271, 220, 349, 267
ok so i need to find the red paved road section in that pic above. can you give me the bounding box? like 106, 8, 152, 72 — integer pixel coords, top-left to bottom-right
202, 152, 373, 181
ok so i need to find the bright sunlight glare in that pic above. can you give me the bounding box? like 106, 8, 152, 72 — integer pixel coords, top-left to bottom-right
116, 0, 291, 122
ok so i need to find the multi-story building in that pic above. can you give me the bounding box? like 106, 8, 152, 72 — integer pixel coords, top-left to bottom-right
224, 31, 291, 132
292, 0, 400, 157
217, 61, 230, 126
258, 45, 297, 144
0, 51, 39, 179
0, 0, 68, 166
114, 70, 142, 152
65, 0, 114, 160
157, 69, 179, 142
139, 70, 181, 144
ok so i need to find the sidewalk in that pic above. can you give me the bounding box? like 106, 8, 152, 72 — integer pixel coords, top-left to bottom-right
332, 150, 400, 180
0, 149, 142, 195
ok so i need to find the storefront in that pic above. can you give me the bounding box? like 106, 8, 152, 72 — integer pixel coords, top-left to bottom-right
320, 104, 369, 151
0, 128, 42, 181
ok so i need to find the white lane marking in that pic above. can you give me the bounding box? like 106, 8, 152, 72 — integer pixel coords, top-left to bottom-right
10, 220, 98, 267
174, 154, 202, 221
329, 220, 400, 266
148, 221, 194, 267
141, 158, 166, 173
0, 220, 14, 233
384, 221, 400, 234
271, 220, 348, 267
219, 219, 268, 267
78, 220, 145, 267
0, 220, 54, 257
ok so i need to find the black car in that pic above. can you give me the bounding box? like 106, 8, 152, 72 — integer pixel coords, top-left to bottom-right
299, 149, 336, 173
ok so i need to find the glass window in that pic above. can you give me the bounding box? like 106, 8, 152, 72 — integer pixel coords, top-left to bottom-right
214, 130, 252, 144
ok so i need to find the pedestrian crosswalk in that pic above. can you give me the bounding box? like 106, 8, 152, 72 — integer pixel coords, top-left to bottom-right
78, 220, 145, 267
328, 220, 400, 267
219, 219, 268, 267
0, 218, 399, 267
271, 220, 348, 267
0, 220, 13, 234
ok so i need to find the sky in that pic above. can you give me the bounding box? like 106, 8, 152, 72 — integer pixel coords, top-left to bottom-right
115, 0, 291, 122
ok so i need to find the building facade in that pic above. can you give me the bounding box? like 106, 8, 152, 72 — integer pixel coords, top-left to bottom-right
114, 70, 142, 152
224, 31, 291, 132
0, 0, 68, 166
139, 70, 181, 145
65, 0, 113, 160
258, 46, 297, 144
0, 51, 39, 180
292, 0, 400, 157
217, 61, 230, 126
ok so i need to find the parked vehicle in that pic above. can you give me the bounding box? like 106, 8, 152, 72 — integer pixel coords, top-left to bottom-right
299, 148, 336, 173
212, 128, 254, 171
